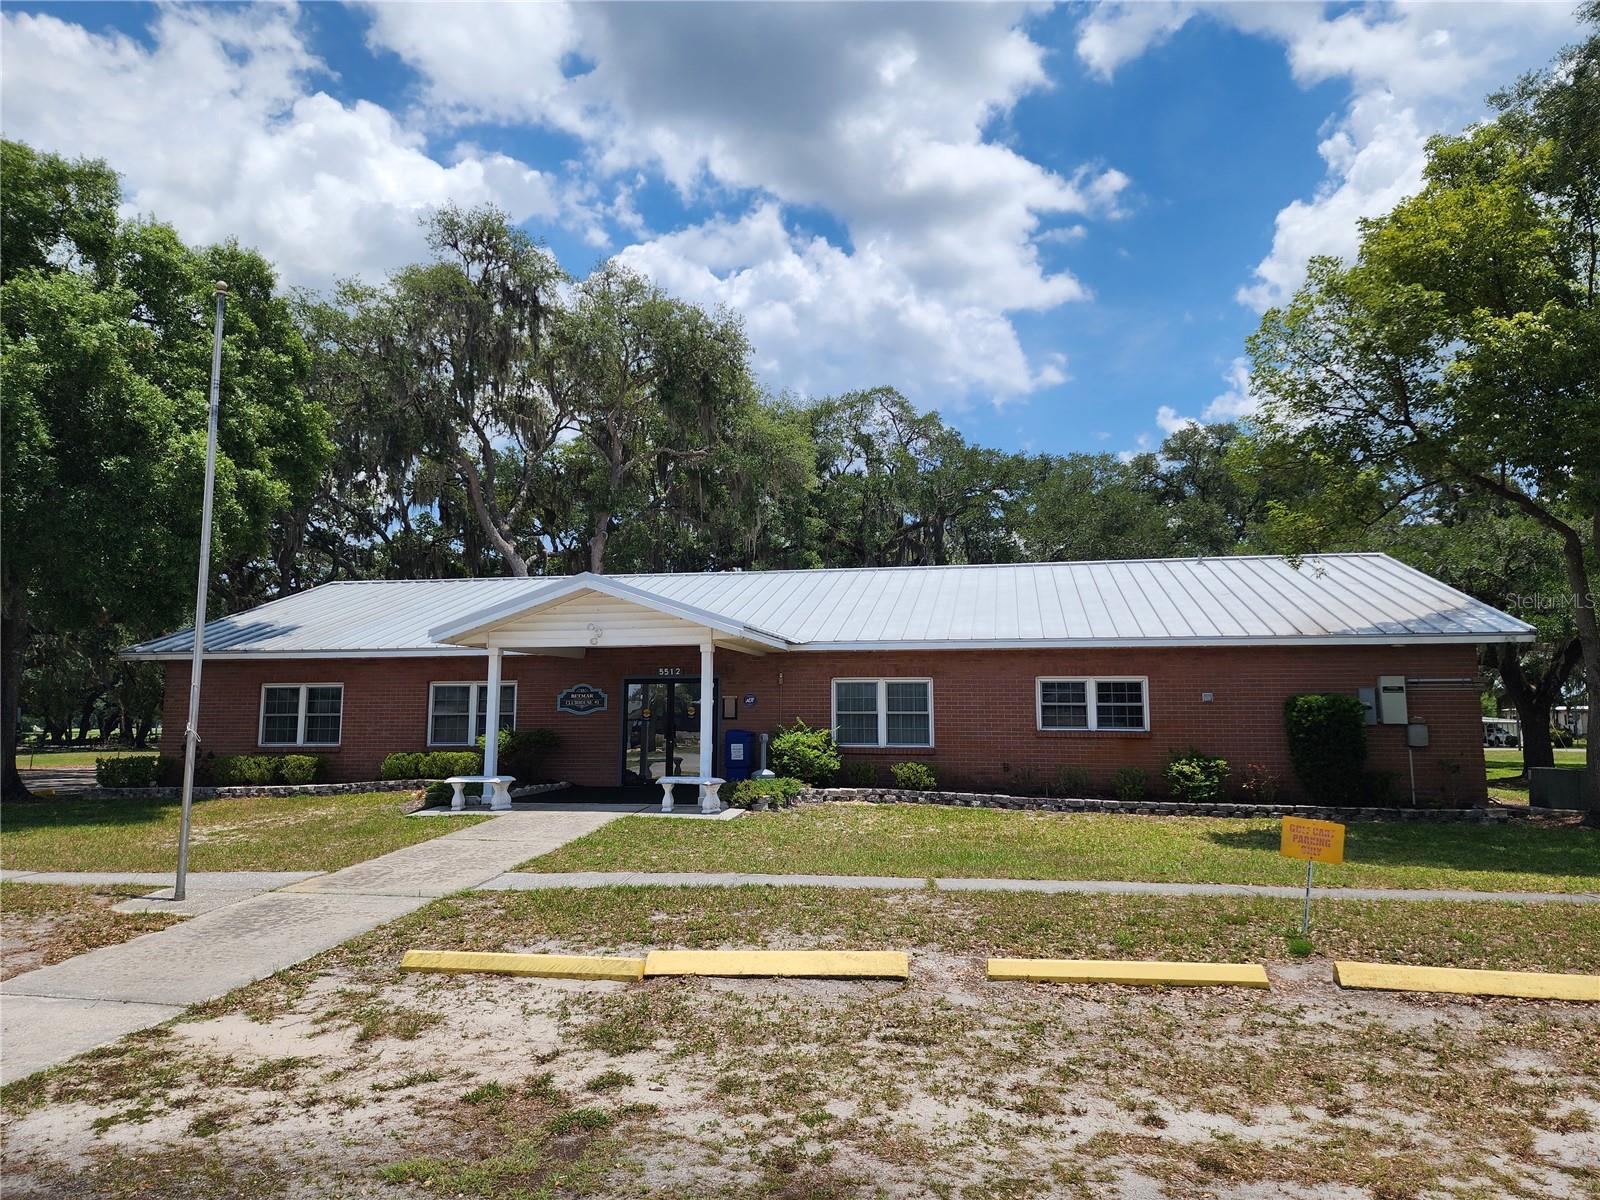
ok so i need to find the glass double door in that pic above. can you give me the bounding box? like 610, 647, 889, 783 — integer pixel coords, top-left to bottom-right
622, 679, 709, 785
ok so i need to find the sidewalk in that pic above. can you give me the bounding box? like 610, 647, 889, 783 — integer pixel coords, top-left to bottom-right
480, 871, 1600, 905
0, 810, 619, 1082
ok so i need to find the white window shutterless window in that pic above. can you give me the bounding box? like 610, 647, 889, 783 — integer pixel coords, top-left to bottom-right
259, 684, 343, 747
429, 682, 517, 746
1036, 677, 1148, 732
832, 679, 933, 747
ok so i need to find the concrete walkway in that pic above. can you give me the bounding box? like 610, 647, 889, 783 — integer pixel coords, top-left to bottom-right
0, 810, 619, 1082
481, 871, 1600, 905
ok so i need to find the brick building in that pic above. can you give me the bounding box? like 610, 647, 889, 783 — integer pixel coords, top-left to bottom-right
127, 555, 1532, 805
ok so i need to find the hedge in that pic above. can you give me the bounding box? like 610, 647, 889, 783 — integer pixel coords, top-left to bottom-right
95, 755, 166, 788
725, 776, 804, 809
200, 754, 325, 787
1283, 694, 1368, 805
378, 750, 483, 781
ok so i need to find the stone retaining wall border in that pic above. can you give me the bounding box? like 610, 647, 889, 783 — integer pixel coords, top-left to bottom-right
797, 787, 1531, 823
89, 780, 572, 802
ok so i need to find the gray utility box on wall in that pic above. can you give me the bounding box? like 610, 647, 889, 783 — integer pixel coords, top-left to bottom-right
1530, 767, 1590, 810
1378, 675, 1409, 724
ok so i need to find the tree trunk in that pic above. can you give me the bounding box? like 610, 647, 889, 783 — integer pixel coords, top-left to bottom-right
588, 511, 612, 575
1493, 640, 1580, 774
2, 600, 33, 802
1559, 517, 1600, 819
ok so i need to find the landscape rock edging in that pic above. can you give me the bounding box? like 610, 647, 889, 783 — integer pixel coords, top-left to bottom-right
797, 787, 1529, 823
88, 780, 572, 801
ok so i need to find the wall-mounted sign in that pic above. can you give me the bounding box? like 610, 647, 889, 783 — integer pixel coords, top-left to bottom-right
743, 693, 756, 707
557, 684, 609, 715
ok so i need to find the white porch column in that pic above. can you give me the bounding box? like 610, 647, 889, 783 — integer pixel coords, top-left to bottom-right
699, 639, 715, 802
483, 646, 504, 801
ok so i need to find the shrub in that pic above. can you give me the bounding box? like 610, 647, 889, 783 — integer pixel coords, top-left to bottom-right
379, 751, 424, 780
424, 781, 457, 808
499, 728, 559, 781
1164, 749, 1229, 803
725, 776, 804, 810
837, 760, 877, 787
1283, 694, 1368, 805
769, 720, 840, 786
1550, 727, 1575, 749
1003, 766, 1045, 796
278, 755, 321, 785
890, 761, 937, 791
1362, 769, 1396, 806
421, 750, 483, 779
1236, 763, 1279, 805
95, 755, 162, 788
1111, 766, 1146, 802
381, 750, 482, 780
1050, 765, 1092, 797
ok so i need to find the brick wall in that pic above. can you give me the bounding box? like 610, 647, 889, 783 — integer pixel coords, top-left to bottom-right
159, 642, 1488, 803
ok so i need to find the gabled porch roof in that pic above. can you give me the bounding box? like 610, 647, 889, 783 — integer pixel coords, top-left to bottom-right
426, 572, 791, 655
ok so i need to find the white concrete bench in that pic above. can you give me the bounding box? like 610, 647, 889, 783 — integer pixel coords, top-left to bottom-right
658, 775, 725, 815
444, 775, 516, 812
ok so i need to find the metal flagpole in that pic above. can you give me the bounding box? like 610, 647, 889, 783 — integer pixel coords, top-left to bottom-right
174, 281, 228, 902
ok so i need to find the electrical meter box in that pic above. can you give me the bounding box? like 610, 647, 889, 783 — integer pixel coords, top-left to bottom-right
1378, 676, 1408, 725
1407, 722, 1430, 748
1357, 687, 1377, 726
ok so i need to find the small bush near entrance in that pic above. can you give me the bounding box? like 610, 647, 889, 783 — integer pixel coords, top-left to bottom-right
94, 756, 165, 788
379, 750, 482, 781
482, 728, 559, 782
768, 720, 841, 786
725, 776, 804, 809
1284, 694, 1368, 805
889, 761, 937, 791
1163, 749, 1229, 803
1111, 766, 1147, 802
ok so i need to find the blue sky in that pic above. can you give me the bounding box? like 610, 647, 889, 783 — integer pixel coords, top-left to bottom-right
1, 2, 1581, 459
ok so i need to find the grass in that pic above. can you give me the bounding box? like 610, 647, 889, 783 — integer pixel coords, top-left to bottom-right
14, 749, 157, 771
0, 882, 181, 979
6, 884, 1596, 1199
525, 803, 1600, 893
1485, 746, 1587, 804
0, 790, 484, 873
188, 886, 1600, 1017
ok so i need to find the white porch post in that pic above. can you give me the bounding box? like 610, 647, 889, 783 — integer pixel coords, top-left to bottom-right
483, 645, 507, 809
699, 639, 715, 805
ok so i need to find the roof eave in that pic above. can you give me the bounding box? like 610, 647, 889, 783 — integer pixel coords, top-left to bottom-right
427, 572, 791, 650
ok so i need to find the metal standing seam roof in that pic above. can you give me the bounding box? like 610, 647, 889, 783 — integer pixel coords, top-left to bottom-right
122, 553, 1535, 659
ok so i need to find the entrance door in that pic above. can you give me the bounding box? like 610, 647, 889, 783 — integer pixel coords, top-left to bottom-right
622, 679, 712, 785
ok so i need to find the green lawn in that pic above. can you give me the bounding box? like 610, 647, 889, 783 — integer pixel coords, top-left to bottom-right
526, 803, 1600, 893
0, 791, 483, 873
1485, 746, 1586, 804
14, 749, 157, 770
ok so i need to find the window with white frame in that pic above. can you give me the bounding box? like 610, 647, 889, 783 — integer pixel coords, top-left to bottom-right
832, 678, 932, 747
260, 684, 343, 747
1037, 677, 1148, 731
429, 682, 517, 746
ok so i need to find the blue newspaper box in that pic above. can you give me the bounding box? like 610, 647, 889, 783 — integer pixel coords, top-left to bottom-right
722, 729, 756, 781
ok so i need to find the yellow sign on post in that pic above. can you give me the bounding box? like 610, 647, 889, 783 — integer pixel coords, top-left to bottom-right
1281, 817, 1346, 936
1280, 817, 1346, 865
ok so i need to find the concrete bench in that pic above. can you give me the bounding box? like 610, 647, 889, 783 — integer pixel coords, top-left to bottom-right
444, 775, 516, 812
658, 775, 726, 815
